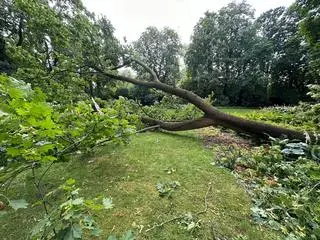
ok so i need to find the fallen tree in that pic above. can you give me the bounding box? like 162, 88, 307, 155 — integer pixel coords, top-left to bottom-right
90, 59, 308, 140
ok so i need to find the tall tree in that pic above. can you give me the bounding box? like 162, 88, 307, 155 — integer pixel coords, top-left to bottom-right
133, 26, 182, 86
0, 36, 12, 73
294, 0, 320, 81
0, 0, 121, 102
256, 6, 313, 104
185, 1, 271, 106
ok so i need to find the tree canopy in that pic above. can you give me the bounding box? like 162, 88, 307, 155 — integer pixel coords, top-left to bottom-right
184, 1, 318, 106
133, 26, 182, 86
0, 0, 121, 103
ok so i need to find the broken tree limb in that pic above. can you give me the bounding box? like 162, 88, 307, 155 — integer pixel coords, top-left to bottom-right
90, 65, 309, 140
141, 117, 216, 131
136, 125, 160, 133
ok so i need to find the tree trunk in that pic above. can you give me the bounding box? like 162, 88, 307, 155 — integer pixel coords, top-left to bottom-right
92, 65, 308, 141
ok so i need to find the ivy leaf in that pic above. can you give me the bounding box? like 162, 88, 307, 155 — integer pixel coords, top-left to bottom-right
102, 198, 114, 209
9, 199, 29, 210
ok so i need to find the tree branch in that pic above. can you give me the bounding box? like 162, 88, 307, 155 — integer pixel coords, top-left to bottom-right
142, 117, 216, 131
131, 58, 159, 82
136, 125, 160, 133
90, 65, 308, 140
109, 60, 132, 71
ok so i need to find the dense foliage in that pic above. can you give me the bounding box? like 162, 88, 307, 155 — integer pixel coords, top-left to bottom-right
1, 0, 121, 103
0, 75, 137, 239
141, 95, 202, 120
184, 1, 318, 106
0, 75, 136, 172
240, 85, 320, 132
295, 0, 320, 80
214, 139, 320, 240
133, 26, 182, 86
185, 2, 271, 106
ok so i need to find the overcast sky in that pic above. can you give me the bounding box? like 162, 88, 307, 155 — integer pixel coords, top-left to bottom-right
82, 0, 295, 44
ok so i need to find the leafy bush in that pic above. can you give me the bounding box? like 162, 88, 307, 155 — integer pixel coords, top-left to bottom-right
142, 95, 202, 121
126, 86, 162, 106
307, 84, 320, 101
243, 104, 319, 132
0, 75, 138, 239
0, 75, 137, 176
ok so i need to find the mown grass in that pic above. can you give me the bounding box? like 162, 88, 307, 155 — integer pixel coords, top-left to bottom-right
218, 107, 258, 116
0, 131, 282, 240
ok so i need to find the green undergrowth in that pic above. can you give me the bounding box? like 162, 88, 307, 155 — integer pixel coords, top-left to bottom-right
0, 132, 281, 240
210, 133, 320, 239
219, 106, 319, 132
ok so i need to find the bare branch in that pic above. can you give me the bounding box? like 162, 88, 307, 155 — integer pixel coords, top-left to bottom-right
131, 58, 159, 82
136, 125, 160, 133
91, 97, 103, 115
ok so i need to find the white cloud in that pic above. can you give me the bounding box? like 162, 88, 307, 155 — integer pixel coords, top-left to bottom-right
82, 0, 295, 44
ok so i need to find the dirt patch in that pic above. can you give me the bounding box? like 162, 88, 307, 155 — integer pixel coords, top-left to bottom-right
197, 127, 252, 149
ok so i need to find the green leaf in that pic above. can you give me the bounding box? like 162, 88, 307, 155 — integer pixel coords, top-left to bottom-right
122, 230, 135, 240
8, 87, 24, 99
72, 224, 82, 239
6, 147, 21, 157
102, 198, 114, 209
66, 178, 76, 186
63, 227, 74, 240
91, 227, 102, 237
30, 215, 51, 237
9, 199, 29, 210
107, 235, 118, 240
72, 198, 84, 205
0, 211, 8, 217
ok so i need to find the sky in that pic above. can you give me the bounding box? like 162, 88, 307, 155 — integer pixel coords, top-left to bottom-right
82, 0, 295, 44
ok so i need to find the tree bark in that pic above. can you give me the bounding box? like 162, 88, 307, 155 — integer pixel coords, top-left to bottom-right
142, 117, 216, 131
92, 66, 308, 141
16, 16, 24, 47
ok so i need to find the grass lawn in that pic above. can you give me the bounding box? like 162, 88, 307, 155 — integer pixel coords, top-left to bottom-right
0, 131, 282, 240
218, 107, 259, 116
